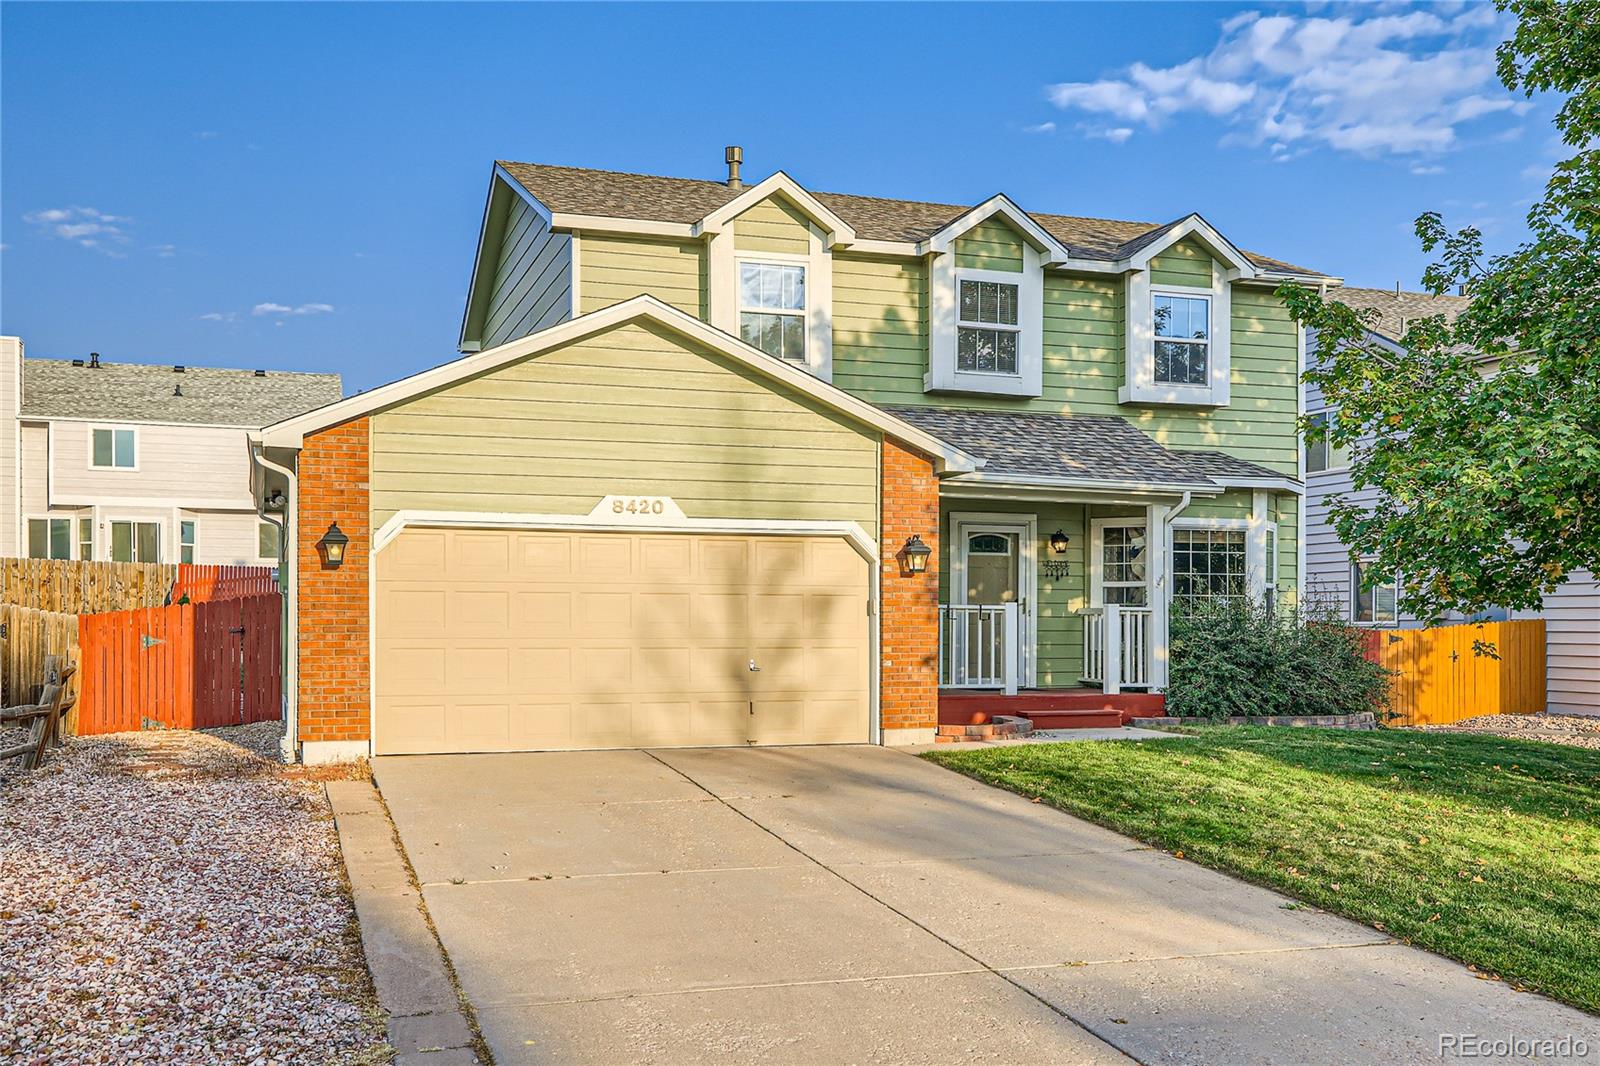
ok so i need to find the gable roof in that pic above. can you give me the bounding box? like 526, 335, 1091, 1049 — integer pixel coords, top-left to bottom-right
21, 358, 342, 428
884, 405, 1224, 494
262, 296, 980, 473
1330, 286, 1471, 342
496, 161, 1327, 278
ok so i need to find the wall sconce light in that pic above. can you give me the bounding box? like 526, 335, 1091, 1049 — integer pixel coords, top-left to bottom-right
316, 522, 350, 568
1049, 529, 1070, 554
899, 534, 932, 575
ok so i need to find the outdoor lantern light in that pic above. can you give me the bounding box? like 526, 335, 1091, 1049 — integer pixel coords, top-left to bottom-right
1049, 529, 1070, 554
316, 522, 350, 568
900, 534, 933, 575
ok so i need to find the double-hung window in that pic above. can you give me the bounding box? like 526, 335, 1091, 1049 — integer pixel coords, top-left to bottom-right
91, 427, 136, 469
1153, 294, 1210, 386
1171, 527, 1247, 603
1352, 560, 1398, 624
27, 518, 73, 560
1305, 411, 1352, 473
738, 261, 806, 362
957, 279, 1020, 375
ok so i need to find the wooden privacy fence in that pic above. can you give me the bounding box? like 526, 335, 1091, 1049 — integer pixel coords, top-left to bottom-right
0, 604, 81, 709
74, 594, 282, 735
1, 558, 276, 613
1364, 619, 1546, 726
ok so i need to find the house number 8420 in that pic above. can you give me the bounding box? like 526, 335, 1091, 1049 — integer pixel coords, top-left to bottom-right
612, 497, 667, 516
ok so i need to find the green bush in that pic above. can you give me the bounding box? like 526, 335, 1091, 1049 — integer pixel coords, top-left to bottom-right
1166, 597, 1391, 720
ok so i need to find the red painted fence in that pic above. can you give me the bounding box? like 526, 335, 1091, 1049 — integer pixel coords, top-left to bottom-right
171, 564, 279, 603
72, 593, 282, 735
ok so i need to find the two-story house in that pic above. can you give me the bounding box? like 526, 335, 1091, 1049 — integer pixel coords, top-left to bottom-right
0, 337, 341, 567
1304, 286, 1598, 714
256, 151, 1330, 763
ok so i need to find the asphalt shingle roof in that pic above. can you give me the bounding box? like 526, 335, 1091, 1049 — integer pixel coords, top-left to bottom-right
884, 406, 1221, 489
1171, 449, 1297, 483
496, 162, 1326, 277
1330, 286, 1471, 342
21, 358, 343, 428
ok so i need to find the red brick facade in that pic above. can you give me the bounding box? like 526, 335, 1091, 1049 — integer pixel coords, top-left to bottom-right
879, 440, 940, 737
297, 418, 371, 745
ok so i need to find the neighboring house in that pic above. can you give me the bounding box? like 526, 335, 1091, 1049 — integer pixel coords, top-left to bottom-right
1304, 286, 1599, 714
256, 150, 1329, 763
0, 337, 341, 567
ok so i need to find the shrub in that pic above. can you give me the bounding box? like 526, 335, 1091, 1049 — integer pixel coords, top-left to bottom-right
1166, 596, 1391, 720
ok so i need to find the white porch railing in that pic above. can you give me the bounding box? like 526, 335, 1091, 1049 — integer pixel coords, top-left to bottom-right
1079, 604, 1154, 694
938, 603, 1020, 695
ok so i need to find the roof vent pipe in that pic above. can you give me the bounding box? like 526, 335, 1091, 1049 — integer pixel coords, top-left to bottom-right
71, 359, 84, 368
88, 352, 101, 368
174, 365, 185, 373
725, 145, 743, 190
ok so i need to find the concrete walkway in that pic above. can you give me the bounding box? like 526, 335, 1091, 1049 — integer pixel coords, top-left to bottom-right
373, 745, 1600, 1065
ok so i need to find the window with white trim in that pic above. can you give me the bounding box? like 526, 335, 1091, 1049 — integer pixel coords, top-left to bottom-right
1100, 524, 1148, 606
180, 520, 197, 564
91, 427, 136, 469
111, 520, 161, 563
258, 521, 282, 561
957, 279, 1020, 375
78, 518, 93, 561
27, 518, 72, 560
738, 261, 806, 362
1171, 527, 1247, 602
1352, 560, 1397, 624
1305, 411, 1352, 473
1153, 293, 1209, 386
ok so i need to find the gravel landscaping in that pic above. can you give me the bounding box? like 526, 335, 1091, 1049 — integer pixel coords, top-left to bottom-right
1418, 712, 1600, 750
0, 727, 389, 1065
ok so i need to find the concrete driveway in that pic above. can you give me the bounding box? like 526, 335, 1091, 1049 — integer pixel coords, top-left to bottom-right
374, 745, 1599, 1065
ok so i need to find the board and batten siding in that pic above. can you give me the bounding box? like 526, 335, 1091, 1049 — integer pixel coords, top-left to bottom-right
369, 320, 881, 538
482, 195, 572, 349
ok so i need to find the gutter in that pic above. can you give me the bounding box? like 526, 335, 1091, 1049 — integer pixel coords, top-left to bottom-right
251, 444, 299, 762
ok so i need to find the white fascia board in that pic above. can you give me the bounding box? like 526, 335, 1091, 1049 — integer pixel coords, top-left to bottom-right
40, 414, 259, 431
1125, 213, 1257, 279
549, 214, 696, 239
1210, 476, 1305, 494
1246, 270, 1342, 287
693, 172, 856, 249
945, 470, 1222, 497
460, 170, 557, 353
260, 295, 980, 473
493, 164, 554, 221
921, 195, 1068, 265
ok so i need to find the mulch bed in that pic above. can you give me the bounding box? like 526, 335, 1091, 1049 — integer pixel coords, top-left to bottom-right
1416, 712, 1600, 750
0, 728, 389, 1065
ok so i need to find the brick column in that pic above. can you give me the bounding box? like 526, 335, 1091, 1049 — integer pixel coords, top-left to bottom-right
880, 440, 940, 744
296, 418, 371, 761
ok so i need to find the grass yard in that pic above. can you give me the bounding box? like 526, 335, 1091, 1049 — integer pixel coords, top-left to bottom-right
924, 727, 1600, 1014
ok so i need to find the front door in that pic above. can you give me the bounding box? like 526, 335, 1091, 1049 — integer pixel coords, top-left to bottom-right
951, 515, 1036, 687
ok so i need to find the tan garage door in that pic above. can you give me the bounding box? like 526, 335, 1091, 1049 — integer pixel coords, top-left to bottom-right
374, 526, 871, 754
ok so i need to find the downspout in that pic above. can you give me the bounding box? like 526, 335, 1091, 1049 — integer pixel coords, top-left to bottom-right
252, 444, 299, 762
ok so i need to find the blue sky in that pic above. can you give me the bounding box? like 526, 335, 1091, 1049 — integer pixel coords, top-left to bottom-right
1, 2, 1558, 392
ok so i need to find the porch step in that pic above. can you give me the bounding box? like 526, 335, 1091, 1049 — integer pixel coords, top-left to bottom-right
934, 714, 1034, 743
939, 688, 1165, 728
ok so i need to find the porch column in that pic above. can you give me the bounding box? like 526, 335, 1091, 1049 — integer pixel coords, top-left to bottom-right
1145, 503, 1171, 692
879, 441, 940, 745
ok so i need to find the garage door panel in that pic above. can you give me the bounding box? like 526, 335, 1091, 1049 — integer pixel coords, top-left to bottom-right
376, 528, 870, 754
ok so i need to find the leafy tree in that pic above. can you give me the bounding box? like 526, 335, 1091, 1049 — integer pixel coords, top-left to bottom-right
1279, 0, 1600, 618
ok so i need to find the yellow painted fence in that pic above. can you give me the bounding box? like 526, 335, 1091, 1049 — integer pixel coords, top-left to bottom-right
1369, 619, 1546, 726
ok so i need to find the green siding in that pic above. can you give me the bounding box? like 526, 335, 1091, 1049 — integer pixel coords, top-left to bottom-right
1150, 238, 1215, 288
733, 196, 812, 255
832, 253, 928, 399
954, 218, 1025, 271
370, 320, 881, 536
579, 235, 706, 318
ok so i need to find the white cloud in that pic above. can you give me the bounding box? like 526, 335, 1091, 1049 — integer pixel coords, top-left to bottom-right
196, 130, 221, 140
23, 206, 133, 253
199, 311, 237, 322
1045, 5, 1520, 157
1410, 163, 1446, 175
251, 302, 335, 317
1022, 121, 1057, 134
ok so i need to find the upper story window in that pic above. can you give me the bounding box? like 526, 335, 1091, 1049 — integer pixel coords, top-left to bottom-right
1305, 411, 1352, 473
91, 427, 136, 469
957, 279, 1020, 375
738, 261, 806, 362
1153, 294, 1210, 386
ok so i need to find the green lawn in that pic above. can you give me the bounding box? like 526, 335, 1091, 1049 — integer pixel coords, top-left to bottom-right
923, 727, 1600, 1014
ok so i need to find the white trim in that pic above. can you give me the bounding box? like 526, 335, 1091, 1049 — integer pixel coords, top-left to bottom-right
261, 296, 979, 474
945, 470, 1220, 497
179, 515, 198, 565
46, 495, 257, 511
925, 251, 1044, 398
32, 413, 287, 432
694, 172, 856, 249
921, 194, 1068, 265
568, 232, 582, 317
22, 513, 76, 560
1209, 475, 1303, 495
948, 511, 1037, 687
1124, 214, 1257, 279
1350, 557, 1400, 626
368, 510, 881, 755
1121, 258, 1233, 407
86, 424, 140, 472
1249, 489, 1270, 600
551, 214, 696, 239
494, 163, 553, 220
105, 515, 165, 563
1088, 517, 1151, 609
1167, 515, 1252, 605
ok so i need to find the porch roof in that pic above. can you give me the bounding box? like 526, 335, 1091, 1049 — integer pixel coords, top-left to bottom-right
885, 405, 1224, 492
